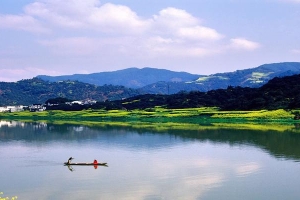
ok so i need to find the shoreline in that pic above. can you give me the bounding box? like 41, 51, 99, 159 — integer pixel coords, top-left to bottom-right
0, 107, 299, 132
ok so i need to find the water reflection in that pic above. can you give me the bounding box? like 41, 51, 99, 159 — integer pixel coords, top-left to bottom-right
1, 121, 300, 162
1, 121, 300, 199
235, 162, 261, 177
65, 164, 107, 172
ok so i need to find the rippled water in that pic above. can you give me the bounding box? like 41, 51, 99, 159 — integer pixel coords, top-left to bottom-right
1, 121, 300, 200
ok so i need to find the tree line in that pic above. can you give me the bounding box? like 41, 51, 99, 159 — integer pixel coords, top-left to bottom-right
45, 74, 300, 111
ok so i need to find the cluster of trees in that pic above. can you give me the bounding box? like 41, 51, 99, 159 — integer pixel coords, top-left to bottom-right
127, 74, 300, 111
2, 73, 300, 111
0, 78, 140, 106
45, 74, 300, 111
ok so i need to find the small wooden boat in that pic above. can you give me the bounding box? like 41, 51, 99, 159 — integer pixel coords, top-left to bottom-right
64, 157, 107, 166
64, 162, 107, 166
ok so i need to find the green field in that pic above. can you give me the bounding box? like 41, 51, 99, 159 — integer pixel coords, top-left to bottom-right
0, 107, 297, 122
0, 107, 299, 132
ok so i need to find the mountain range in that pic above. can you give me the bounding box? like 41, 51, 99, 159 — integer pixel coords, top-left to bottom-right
94, 73, 300, 111
37, 62, 300, 94
37, 67, 200, 89
1, 62, 300, 106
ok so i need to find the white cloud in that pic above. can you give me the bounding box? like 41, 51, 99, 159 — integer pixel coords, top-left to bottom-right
151, 7, 223, 41
0, 14, 49, 33
24, 1, 149, 34
153, 7, 199, 30
24, 0, 100, 28
230, 38, 261, 51
0, 0, 260, 65
177, 26, 223, 41
24, 3, 84, 28
141, 36, 220, 58
25, 3, 225, 58
89, 3, 149, 34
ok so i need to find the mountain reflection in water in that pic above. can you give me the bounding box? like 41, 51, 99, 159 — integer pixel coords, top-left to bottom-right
1, 121, 300, 200
1, 120, 300, 162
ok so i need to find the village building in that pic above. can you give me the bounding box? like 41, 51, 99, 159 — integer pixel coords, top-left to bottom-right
29, 104, 46, 112
0, 105, 26, 112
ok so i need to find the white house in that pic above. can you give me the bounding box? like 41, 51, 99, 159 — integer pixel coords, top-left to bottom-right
0, 105, 25, 112
29, 104, 46, 112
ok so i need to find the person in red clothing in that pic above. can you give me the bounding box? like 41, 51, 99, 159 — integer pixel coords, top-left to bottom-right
93, 159, 98, 169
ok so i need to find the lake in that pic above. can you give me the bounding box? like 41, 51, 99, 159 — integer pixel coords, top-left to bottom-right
1, 120, 300, 200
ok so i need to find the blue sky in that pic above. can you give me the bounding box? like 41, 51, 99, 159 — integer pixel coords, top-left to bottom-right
0, 0, 300, 82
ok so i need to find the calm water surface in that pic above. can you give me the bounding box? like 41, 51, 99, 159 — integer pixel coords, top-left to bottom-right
1, 121, 300, 200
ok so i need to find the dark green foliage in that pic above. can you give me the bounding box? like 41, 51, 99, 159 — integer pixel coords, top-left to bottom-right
293, 111, 300, 120
46, 103, 90, 111
0, 78, 141, 106
2, 71, 300, 111
118, 74, 300, 110
45, 97, 73, 104
122, 94, 168, 110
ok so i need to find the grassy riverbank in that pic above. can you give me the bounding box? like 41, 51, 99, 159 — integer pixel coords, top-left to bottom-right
1, 107, 300, 132
0, 107, 297, 123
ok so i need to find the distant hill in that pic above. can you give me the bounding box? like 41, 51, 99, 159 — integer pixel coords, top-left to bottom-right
141, 62, 300, 94
116, 73, 300, 110
2, 62, 300, 106
0, 78, 140, 106
2, 72, 300, 110
37, 67, 200, 89
193, 62, 300, 90
37, 62, 300, 94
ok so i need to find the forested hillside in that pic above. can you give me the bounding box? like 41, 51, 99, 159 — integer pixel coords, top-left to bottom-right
0, 78, 140, 106
37, 62, 300, 94
193, 62, 300, 90
1, 72, 300, 111
98, 73, 300, 111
